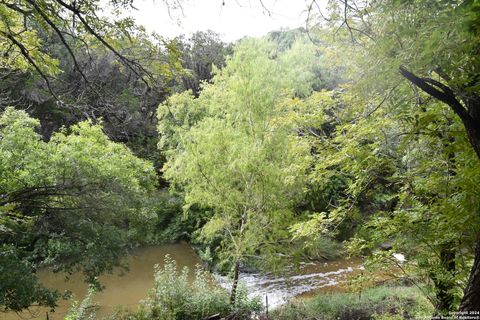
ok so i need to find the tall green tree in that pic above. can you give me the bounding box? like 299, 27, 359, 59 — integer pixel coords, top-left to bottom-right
301, 0, 480, 312
174, 30, 232, 96
159, 38, 317, 303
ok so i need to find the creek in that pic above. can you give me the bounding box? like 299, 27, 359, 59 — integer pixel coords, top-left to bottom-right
2, 242, 362, 319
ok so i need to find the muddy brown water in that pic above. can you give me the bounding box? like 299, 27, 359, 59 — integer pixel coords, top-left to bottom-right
2, 242, 201, 320
2, 243, 362, 320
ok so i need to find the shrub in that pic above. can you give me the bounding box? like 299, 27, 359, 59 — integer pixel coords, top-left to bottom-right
64, 288, 98, 320
232, 284, 263, 319
117, 255, 261, 320
299, 236, 343, 261
272, 286, 433, 320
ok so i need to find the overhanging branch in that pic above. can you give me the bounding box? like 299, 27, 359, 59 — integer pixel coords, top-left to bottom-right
399, 66, 471, 124
25, 0, 90, 84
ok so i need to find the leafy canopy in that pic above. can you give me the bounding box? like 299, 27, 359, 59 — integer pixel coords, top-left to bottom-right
159, 38, 319, 272
0, 107, 157, 311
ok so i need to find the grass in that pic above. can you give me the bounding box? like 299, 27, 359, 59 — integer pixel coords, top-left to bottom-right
271, 286, 434, 320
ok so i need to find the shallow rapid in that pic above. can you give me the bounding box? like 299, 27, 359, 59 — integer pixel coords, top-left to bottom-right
215, 259, 363, 309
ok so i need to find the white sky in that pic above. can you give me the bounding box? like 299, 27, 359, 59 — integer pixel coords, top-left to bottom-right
126, 0, 312, 42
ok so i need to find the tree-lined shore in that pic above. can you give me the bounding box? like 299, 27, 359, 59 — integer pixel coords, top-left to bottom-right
1, 1, 479, 318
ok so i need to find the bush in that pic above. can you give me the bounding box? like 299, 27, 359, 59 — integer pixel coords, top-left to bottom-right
231, 284, 264, 319
154, 195, 212, 243
299, 236, 343, 261
272, 286, 433, 320
64, 288, 98, 320
115, 255, 261, 320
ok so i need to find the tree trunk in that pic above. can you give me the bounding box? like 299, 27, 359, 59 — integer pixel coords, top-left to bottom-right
230, 209, 248, 305
230, 260, 240, 305
433, 245, 456, 314
460, 237, 480, 310
399, 67, 480, 311
458, 97, 480, 311
433, 135, 457, 314
465, 127, 480, 160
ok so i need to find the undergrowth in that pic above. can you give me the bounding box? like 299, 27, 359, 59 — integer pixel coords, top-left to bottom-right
272, 286, 434, 320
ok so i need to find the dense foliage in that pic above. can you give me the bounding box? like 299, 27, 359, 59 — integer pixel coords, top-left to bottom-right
1, 0, 479, 317
291, 0, 480, 313
0, 107, 157, 311
158, 37, 328, 301
157, 0, 480, 314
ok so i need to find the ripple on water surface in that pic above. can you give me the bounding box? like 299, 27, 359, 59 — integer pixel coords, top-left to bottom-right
215, 259, 364, 309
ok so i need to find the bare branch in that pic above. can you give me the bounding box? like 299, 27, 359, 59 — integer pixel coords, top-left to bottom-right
54, 0, 152, 87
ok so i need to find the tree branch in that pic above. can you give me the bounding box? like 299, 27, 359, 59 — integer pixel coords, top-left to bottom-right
399, 66, 471, 124
25, 0, 90, 84
53, 0, 152, 87
0, 30, 59, 101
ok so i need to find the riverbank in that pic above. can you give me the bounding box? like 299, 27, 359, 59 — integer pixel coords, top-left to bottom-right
2, 243, 363, 320
3, 242, 428, 320
272, 286, 434, 320
67, 284, 434, 320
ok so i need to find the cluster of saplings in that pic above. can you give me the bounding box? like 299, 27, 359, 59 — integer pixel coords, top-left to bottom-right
1, 0, 480, 319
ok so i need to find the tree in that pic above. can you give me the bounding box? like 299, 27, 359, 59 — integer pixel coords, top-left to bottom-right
0, 107, 157, 311
267, 27, 344, 90
287, 84, 480, 314
0, 0, 187, 156
174, 30, 232, 96
159, 38, 317, 303
0, 0, 181, 87
303, 0, 480, 312
0, 17, 185, 177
